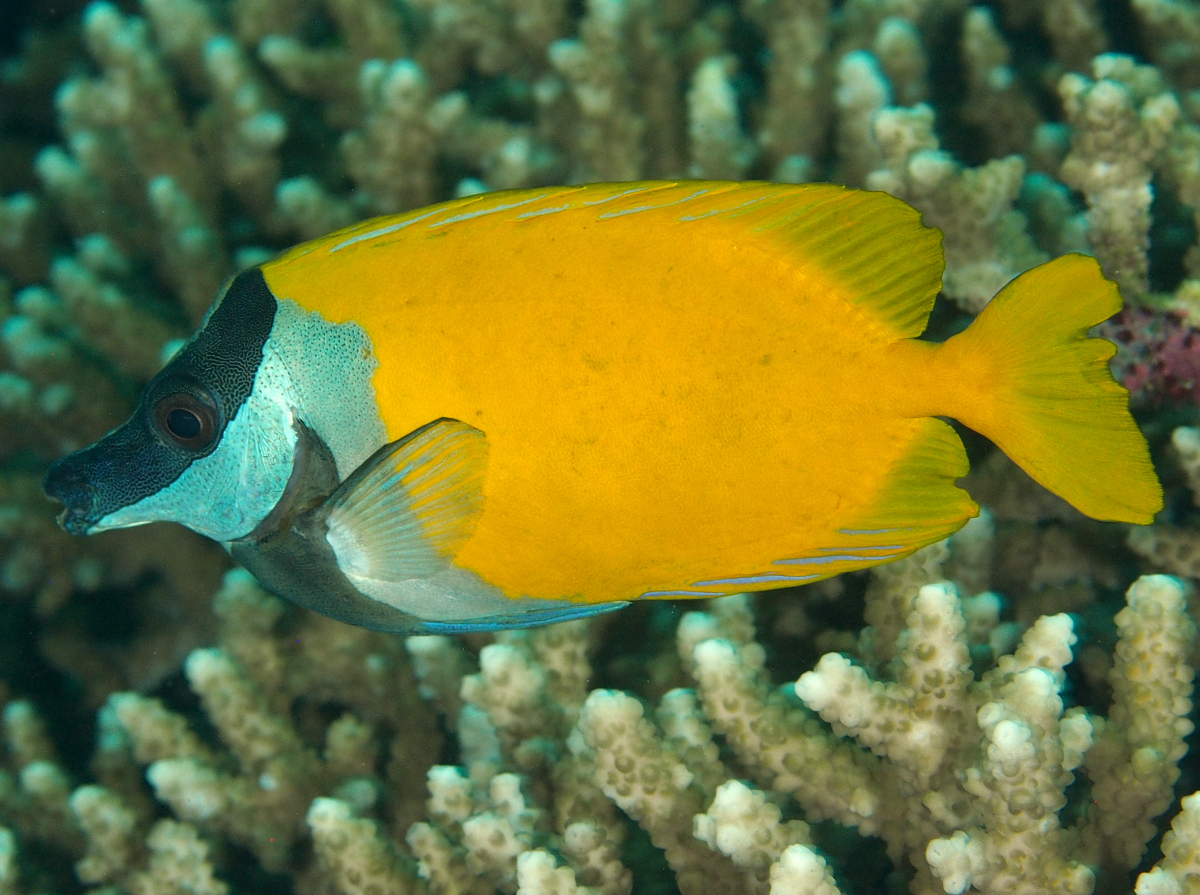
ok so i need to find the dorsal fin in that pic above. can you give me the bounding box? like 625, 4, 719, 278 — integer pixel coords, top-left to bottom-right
718, 183, 945, 338
294, 181, 944, 339
674, 417, 977, 595
620, 181, 943, 337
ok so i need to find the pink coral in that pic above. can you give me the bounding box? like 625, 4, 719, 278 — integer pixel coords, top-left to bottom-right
1102, 307, 1200, 407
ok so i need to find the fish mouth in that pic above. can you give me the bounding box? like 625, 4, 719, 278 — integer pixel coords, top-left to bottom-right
42, 456, 100, 535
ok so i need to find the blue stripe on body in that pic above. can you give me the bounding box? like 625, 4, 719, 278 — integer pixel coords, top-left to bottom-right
582, 186, 652, 206
328, 209, 442, 253
678, 195, 773, 221
596, 189, 711, 219
692, 573, 820, 586
517, 203, 573, 219
429, 194, 551, 228
641, 589, 731, 598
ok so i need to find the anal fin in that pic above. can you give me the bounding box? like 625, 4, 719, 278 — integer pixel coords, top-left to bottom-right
670, 418, 977, 595
821, 416, 977, 565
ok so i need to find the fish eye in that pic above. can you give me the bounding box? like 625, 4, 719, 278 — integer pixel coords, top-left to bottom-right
152, 392, 217, 452
168, 407, 201, 439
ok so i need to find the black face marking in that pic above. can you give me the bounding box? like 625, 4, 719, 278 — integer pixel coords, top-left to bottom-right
43, 267, 277, 533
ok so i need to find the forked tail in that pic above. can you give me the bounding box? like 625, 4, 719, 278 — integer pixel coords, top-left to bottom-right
939, 253, 1161, 524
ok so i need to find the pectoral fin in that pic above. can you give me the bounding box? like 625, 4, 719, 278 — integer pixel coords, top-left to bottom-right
324, 419, 487, 582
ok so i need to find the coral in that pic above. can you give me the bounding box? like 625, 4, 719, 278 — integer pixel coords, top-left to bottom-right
1129, 524, 1200, 580
56, 2, 230, 322
573, 689, 744, 894
94, 569, 442, 875
863, 103, 1047, 312
1059, 55, 1179, 301
1131, 0, 1200, 91
872, 18, 926, 108
958, 8, 1042, 160
546, 0, 646, 182
1080, 576, 1196, 876
796, 582, 972, 784
343, 59, 453, 214
692, 779, 812, 887
1173, 426, 1200, 503
0, 195, 48, 286
686, 56, 754, 180
307, 797, 420, 895
1104, 307, 1200, 408
686, 632, 883, 833
833, 50, 891, 188
995, 0, 1107, 74
0, 527, 1194, 894
741, 0, 829, 178
1135, 791, 1200, 895
768, 845, 843, 895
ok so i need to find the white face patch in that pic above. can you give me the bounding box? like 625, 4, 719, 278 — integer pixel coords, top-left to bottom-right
94, 298, 387, 541
267, 298, 386, 480
93, 382, 295, 541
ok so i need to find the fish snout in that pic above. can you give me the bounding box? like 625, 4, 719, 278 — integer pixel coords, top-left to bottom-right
42, 456, 99, 535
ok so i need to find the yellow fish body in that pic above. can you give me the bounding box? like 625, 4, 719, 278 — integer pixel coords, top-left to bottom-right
44, 182, 1161, 632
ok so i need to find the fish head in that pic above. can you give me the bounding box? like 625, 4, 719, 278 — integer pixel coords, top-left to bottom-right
44, 369, 223, 534
43, 267, 299, 542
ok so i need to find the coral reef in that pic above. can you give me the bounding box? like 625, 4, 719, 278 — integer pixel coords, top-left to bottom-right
3, 539, 1199, 894
2, 0, 1200, 893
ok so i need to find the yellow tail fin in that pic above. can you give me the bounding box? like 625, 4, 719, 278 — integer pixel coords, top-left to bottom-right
942, 253, 1161, 524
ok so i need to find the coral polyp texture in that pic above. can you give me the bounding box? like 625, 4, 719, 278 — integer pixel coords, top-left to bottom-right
2, 0, 1200, 893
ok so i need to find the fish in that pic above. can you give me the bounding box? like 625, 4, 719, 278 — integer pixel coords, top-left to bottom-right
42, 181, 1162, 633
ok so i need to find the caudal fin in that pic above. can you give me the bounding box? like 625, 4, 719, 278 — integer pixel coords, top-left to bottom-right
942, 253, 1161, 524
